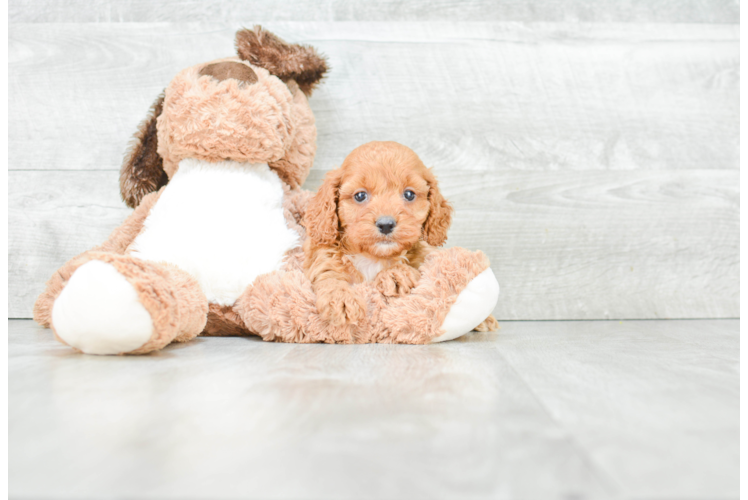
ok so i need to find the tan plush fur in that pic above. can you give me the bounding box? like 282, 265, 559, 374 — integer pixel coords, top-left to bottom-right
33, 189, 163, 328
49, 252, 209, 354
282, 185, 313, 241
154, 61, 317, 189
268, 81, 318, 189
237, 247, 491, 344
34, 188, 210, 354
201, 186, 313, 339
158, 59, 294, 174
34, 28, 497, 354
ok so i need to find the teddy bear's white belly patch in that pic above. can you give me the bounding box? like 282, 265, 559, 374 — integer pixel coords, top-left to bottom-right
128, 159, 300, 306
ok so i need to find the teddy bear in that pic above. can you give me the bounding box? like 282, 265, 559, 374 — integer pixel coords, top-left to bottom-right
32, 27, 500, 355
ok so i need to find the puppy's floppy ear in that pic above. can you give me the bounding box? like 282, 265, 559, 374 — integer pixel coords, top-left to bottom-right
120, 93, 169, 208
304, 169, 343, 247
422, 168, 453, 247
235, 26, 328, 96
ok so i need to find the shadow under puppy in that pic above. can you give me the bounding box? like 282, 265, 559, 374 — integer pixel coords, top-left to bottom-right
304, 141, 499, 331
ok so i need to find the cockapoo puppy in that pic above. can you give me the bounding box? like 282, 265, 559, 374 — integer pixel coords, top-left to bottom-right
304, 141, 498, 332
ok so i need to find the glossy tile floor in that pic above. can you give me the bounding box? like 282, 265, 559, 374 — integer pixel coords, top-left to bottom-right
9, 319, 739, 500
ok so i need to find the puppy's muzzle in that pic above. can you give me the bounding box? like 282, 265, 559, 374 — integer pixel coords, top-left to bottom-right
376, 216, 396, 235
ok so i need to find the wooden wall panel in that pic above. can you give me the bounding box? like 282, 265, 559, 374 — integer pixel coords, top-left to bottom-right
10, 23, 738, 173
8, 21, 739, 320
9, 171, 132, 315
9, 0, 740, 24
9, 169, 738, 319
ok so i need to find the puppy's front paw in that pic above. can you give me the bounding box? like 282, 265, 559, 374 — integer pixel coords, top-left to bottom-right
375, 264, 421, 297
315, 282, 367, 327
474, 314, 499, 332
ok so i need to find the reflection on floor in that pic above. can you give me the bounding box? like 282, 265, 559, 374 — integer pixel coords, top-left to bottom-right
9, 319, 738, 499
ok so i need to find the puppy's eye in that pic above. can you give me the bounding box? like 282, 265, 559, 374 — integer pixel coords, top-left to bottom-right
403, 189, 416, 202
354, 191, 368, 203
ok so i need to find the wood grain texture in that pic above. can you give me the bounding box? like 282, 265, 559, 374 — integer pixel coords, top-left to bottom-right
494, 319, 739, 499
9, 168, 739, 319
8, 21, 739, 320
9, 318, 739, 499
9, 171, 132, 317
9, 0, 740, 23
9, 319, 612, 499
740, 199, 748, 316
9, 23, 739, 173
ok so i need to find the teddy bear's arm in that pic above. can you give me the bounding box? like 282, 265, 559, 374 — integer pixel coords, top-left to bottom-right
100, 189, 163, 253
281, 188, 313, 239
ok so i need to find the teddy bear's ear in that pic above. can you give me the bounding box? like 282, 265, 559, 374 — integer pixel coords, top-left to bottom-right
235, 26, 328, 96
119, 93, 169, 208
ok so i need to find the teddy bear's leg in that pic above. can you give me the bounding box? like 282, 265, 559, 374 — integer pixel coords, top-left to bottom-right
34, 189, 164, 329
364, 247, 499, 344
430, 268, 500, 343
235, 247, 499, 345
235, 268, 358, 344
49, 252, 208, 355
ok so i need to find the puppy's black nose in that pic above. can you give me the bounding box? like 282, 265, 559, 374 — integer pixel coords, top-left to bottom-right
376, 216, 396, 235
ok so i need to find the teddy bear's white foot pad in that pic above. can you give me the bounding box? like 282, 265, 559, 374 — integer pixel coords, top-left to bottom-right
52, 260, 154, 355
431, 268, 500, 343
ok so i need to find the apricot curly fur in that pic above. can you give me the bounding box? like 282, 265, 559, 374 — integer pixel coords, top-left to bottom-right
302, 142, 455, 325
375, 263, 421, 297
474, 315, 500, 332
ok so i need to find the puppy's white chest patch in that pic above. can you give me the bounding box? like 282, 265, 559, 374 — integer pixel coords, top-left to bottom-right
129, 159, 299, 306
347, 255, 385, 282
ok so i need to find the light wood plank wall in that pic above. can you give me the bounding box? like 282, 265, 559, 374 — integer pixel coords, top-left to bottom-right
9, 1, 739, 320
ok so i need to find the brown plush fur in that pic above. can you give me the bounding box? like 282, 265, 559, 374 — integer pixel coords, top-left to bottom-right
200, 61, 258, 84
203, 304, 251, 337
303, 142, 454, 326
120, 94, 168, 208
236, 26, 328, 96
